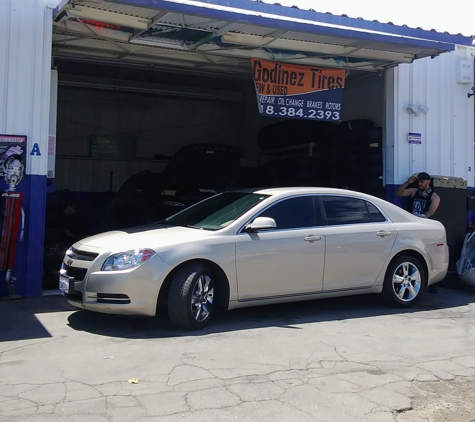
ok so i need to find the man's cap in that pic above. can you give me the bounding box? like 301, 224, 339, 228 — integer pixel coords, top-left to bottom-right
417, 172, 431, 180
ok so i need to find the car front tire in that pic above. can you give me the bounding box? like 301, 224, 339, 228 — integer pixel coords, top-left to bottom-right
168, 263, 216, 330
382, 256, 425, 308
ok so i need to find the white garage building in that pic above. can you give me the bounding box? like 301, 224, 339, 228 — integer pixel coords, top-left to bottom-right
0, 0, 474, 297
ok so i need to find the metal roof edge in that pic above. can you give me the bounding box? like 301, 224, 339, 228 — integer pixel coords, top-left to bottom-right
53, 0, 70, 17
110, 0, 474, 47
109, 0, 460, 53
254, 0, 475, 43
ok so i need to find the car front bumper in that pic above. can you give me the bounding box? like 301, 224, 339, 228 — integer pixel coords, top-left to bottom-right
61, 254, 171, 317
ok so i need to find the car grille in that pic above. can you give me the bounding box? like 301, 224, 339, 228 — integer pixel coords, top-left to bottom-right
66, 247, 98, 262
62, 247, 98, 283
61, 264, 87, 281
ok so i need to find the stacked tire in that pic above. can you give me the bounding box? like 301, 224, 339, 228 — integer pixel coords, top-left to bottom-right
325, 119, 375, 190
358, 127, 384, 197
256, 119, 384, 197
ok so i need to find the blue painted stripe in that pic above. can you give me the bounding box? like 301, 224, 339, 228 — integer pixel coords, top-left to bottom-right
24, 175, 47, 297
114, 0, 472, 49
468, 186, 475, 226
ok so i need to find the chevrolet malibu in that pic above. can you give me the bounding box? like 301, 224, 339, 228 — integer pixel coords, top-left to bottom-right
60, 187, 449, 330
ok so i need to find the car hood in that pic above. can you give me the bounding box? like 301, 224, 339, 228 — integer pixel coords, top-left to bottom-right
74, 224, 212, 252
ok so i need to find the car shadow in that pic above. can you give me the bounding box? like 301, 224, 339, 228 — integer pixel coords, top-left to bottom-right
64, 280, 475, 339
3, 276, 473, 343
0, 295, 76, 342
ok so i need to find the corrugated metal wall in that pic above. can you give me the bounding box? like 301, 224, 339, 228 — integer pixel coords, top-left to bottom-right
0, 0, 53, 175
55, 86, 245, 192
386, 45, 475, 187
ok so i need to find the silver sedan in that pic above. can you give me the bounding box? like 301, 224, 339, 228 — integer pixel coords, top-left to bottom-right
60, 187, 449, 330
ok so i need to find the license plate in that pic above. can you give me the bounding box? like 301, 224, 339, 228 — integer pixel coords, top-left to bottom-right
59, 275, 73, 294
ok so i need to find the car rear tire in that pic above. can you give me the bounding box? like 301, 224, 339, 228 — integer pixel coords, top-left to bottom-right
168, 263, 216, 330
382, 256, 425, 308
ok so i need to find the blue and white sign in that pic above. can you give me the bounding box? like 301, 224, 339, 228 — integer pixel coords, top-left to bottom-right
408, 132, 422, 145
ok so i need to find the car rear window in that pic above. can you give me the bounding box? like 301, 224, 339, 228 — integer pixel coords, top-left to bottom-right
322, 196, 385, 225
366, 201, 386, 222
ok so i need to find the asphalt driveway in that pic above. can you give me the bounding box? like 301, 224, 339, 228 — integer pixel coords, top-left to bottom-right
1, 278, 475, 421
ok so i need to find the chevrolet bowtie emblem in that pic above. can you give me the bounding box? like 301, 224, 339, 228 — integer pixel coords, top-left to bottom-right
67, 259, 73, 266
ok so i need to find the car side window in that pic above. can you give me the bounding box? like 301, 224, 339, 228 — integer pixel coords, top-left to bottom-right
258, 196, 316, 229
366, 201, 387, 222
321, 196, 371, 225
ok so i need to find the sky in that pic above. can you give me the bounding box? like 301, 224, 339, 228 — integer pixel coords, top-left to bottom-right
264, 0, 475, 37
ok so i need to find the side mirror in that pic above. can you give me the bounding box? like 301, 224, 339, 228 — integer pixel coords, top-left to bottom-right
244, 217, 277, 232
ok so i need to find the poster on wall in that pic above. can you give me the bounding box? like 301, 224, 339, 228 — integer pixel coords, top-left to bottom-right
0, 134, 27, 298
251, 59, 346, 122
0, 135, 26, 181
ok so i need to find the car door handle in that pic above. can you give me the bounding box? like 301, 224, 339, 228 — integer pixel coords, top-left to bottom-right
304, 235, 322, 242
376, 230, 392, 238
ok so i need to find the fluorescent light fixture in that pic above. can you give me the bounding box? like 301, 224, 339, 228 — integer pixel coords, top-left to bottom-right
221, 33, 415, 64
130, 38, 191, 51
66, 6, 151, 31
197, 44, 380, 71
58, 80, 221, 100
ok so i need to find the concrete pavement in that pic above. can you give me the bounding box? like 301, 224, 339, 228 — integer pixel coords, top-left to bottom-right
1, 280, 475, 421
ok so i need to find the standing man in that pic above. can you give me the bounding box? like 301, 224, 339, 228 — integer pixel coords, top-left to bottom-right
395, 172, 440, 219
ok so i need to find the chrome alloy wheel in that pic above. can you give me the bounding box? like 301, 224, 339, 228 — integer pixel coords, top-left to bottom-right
190, 274, 214, 323
392, 261, 421, 302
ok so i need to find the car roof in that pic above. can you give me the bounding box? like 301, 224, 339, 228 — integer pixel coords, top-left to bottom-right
228, 186, 374, 197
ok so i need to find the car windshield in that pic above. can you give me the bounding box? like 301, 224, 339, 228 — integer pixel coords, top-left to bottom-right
163, 192, 269, 231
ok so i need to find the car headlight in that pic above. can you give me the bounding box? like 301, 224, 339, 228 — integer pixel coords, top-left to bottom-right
102, 249, 155, 271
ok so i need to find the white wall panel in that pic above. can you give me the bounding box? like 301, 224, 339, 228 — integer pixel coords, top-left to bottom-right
386, 45, 475, 186
0, 0, 56, 176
